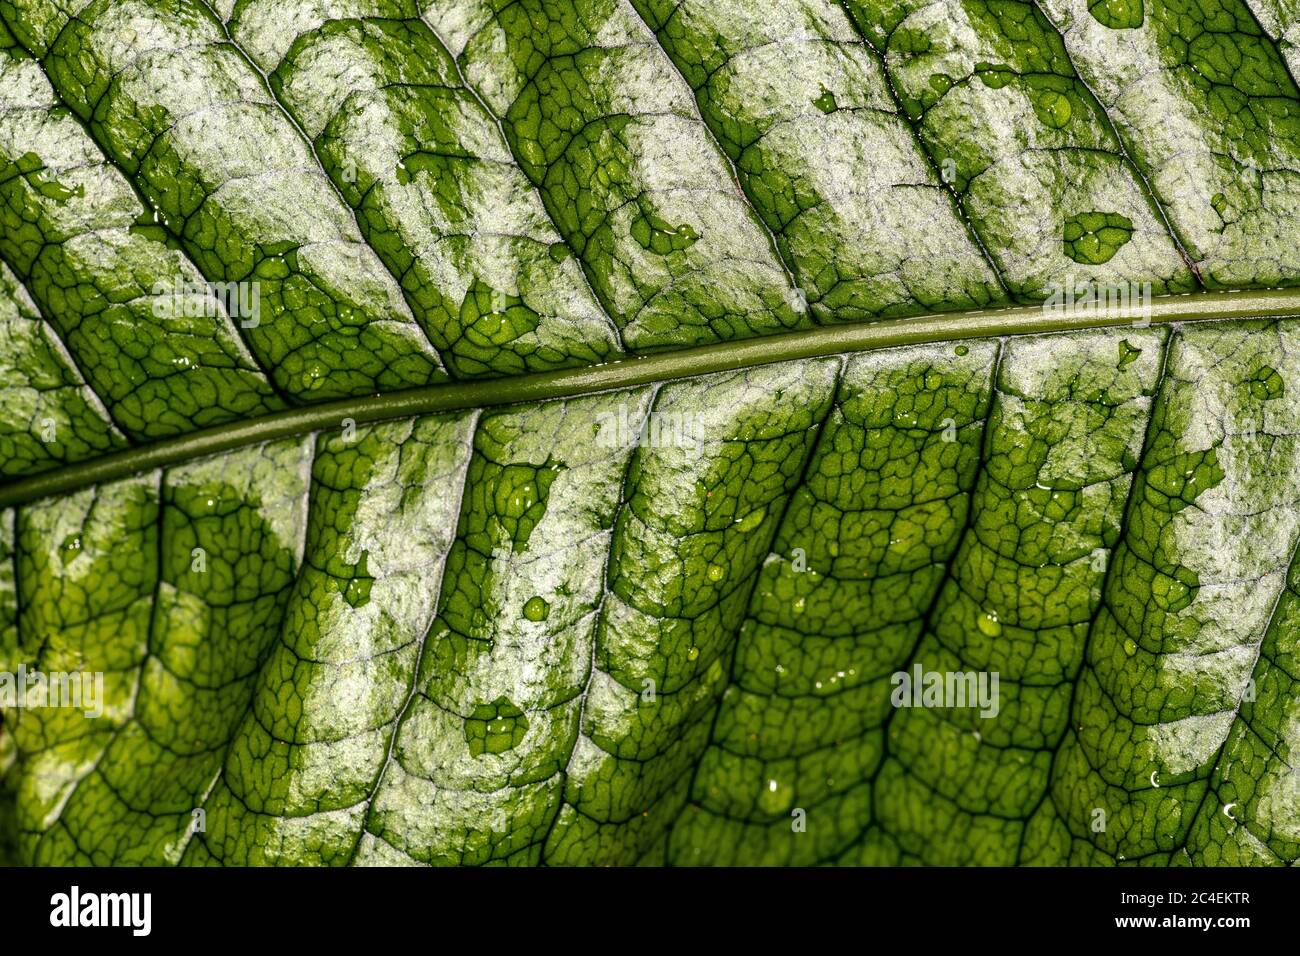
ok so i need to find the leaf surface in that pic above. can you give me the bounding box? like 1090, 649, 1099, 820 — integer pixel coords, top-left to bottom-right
2, 0, 1300, 867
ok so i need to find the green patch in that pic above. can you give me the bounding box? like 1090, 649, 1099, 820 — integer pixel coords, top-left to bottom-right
1088, 0, 1144, 29
488, 459, 564, 553
522, 595, 550, 621
1248, 365, 1285, 400
1063, 211, 1134, 264
1030, 88, 1073, 129
464, 697, 529, 756
631, 211, 700, 255
974, 62, 1015, 89
812, 86, 838, 114
459, 282, 541, 348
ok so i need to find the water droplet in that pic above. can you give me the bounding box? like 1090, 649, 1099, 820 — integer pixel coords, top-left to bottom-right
522, 595, 550, 622
460, 282, 539, 347
19, 152, 85, 204
60, 534, 82, 564
955, 345, 969, 356
757, 776, 792, 815
343, 576, 371, 608
1030, 87, 1073, 129
1118, 339, 1141, 367
1123, 638, 1138, 656
812, 85, 838, 114
1247, 365, 1284, 400
977, 610, 1002, 636
707, 563, 726, 582
492, 460, 563, 552
464, 696, 528, 756
631, 211, 699, 255
974, 62, 1013, 89
686, 646, 700, 662
302, 362, 327, 391
734, 508, 765, 533
1063, 211, 1133, 265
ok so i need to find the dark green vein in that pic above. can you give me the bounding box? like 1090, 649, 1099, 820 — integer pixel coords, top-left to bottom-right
416, 4, 630, 356
662, 355, 847, 863
1016, 325, 1173, 864
197, 0, 450, 373
836, 0, 1016, 301
0, 25, 297, 407
627, 0, 808, 306
1024, 0, 1206, 286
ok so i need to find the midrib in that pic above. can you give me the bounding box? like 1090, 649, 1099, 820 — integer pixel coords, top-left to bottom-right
4, 286, 1300, 509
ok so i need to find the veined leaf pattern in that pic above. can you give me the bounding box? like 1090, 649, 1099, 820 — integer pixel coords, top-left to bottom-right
1, 0, 1300, 866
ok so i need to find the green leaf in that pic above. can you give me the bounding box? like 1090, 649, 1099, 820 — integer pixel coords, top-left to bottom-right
2, 0, 1300, 867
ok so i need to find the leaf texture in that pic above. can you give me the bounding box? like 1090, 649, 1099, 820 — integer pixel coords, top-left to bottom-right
2, 0, 1300, 867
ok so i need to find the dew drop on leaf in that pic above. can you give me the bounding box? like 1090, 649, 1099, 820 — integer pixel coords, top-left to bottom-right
1088, 0, 1144, 30
974, 62, 1013, 89
464, 697, 528, 756
758, 778, 792, 815
631, 211, 699, 255
59, 534, 82, 564
1247, 365, 1284, 400
1030, 88, 1073, 129
1063, 211, 1133, 265
522, 595, 550, 622
342, 552, 372, 608
343, 577, 371, 608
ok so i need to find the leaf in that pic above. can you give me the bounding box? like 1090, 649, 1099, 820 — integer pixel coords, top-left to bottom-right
1, 0, 1300, 867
